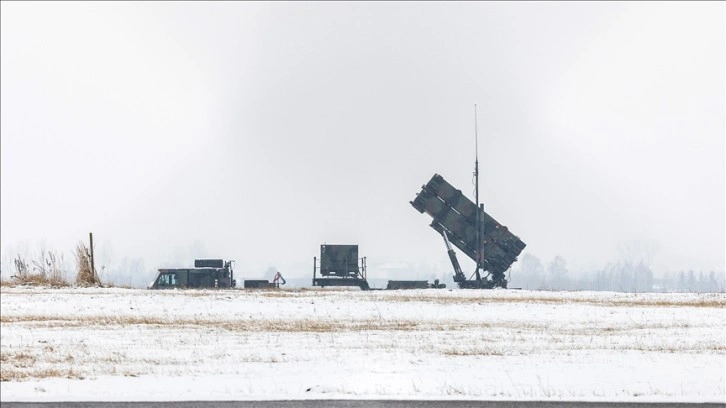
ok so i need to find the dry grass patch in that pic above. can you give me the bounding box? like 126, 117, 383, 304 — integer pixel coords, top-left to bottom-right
1, 278, 16, 287
374, 292, 726, 308
6, 253, 70, 287
1, 367, 83, 382
0, 314, 456, 333
0, 350, 36, 368
0, 350, 84, 382
0, 348, 178, 382
256, 288, 318, 298
3, 313, 713, 335
442, 346, 508, 356
7, 274, 69, 287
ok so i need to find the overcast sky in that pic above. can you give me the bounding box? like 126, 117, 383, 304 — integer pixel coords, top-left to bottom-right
1, 2, 724, 280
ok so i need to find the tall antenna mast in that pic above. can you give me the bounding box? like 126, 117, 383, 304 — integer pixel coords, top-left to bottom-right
474, 104, 482, 283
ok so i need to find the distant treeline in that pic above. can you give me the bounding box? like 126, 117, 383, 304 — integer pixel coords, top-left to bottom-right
508, 253, 725, 293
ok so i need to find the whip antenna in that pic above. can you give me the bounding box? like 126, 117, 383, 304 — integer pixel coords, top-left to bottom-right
474, 104, 482, 282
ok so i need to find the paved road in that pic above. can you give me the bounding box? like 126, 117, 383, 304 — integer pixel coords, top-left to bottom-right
2, 401, 724, 408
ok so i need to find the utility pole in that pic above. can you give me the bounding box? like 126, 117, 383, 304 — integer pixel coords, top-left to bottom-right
89, 232, 96, 282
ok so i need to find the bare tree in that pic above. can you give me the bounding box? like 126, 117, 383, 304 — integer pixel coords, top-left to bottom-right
547, 256, 569, 290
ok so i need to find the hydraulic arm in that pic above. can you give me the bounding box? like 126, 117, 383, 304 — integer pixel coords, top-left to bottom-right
272, 271, 286, 286
442, 229, 466, 283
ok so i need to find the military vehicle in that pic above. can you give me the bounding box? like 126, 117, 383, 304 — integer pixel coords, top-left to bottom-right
148, 259, 235, 289
312, 244, 370, 290
411, 174, 526, 288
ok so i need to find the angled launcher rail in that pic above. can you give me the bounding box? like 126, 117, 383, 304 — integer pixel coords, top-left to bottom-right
411, 174, 526, 289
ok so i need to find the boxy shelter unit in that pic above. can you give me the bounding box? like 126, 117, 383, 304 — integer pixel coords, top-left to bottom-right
149, 259, 235, 289
312, 244, 370, 290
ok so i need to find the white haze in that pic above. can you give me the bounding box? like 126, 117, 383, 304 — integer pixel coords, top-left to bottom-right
1, 2, 724, 282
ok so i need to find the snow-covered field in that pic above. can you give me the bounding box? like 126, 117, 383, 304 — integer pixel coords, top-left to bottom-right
1, 286, 724, 402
